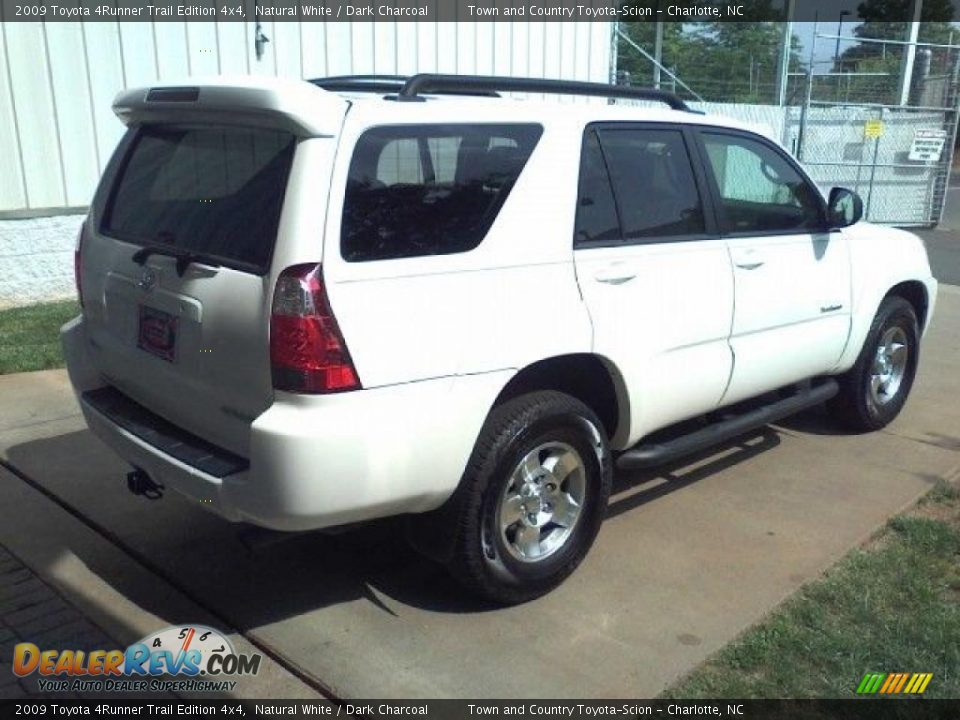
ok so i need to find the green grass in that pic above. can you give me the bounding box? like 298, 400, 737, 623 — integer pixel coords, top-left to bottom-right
0, 300, 80, 374
666, 481, 960, 699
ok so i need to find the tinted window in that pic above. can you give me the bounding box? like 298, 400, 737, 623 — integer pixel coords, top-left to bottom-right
574, 130, 620, 246
598, 128, 705, 240
342, 124, 542, 262
701, 133, 824, 234
104, 125, 296, 272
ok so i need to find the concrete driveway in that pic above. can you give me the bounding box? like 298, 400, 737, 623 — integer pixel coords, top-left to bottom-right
0, 289, 958, 699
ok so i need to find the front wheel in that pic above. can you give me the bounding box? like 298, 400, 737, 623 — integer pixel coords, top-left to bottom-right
830, 296, 920, 432
446, 391, 611, 605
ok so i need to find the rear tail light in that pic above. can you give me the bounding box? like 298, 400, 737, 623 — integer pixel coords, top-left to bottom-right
270, 264, 361, 393
74, 221, 85, 308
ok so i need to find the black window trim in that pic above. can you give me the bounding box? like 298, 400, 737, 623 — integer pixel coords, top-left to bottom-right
574, 122, 721, 250
690, 125, 834, 239
98, 123, 297, 277
572, 127, 620, 250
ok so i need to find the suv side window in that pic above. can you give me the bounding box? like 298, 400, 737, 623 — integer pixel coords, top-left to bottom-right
342, 124, 542, 262
700, 132, 824, 234
597, 128, 706, 241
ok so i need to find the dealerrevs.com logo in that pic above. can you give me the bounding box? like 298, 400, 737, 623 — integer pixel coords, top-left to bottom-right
12, 624, 262, 694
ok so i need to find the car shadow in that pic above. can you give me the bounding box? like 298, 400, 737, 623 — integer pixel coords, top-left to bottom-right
1, 410, 841, 624
607, 427, 781, 520
773, 403, 848, 436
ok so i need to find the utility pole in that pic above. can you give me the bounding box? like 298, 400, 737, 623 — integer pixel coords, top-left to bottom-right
797, 14, 818, 160
775, 0, 796, 105
898, 0, 924, 106
653, 20, 664, 89
609, 20, 620, 85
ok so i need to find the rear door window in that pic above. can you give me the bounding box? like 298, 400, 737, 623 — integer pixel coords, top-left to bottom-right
341, 124, 542, 262
103, 125, 296, 273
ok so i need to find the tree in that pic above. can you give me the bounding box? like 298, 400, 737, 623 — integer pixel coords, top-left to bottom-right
617, 3, 805, 104
831, 0, 956, 103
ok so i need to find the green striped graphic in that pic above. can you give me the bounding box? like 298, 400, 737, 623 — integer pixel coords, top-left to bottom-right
857, 673, 887, 694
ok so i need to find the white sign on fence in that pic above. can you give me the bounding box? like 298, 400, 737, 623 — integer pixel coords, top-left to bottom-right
908, 129, 948, 162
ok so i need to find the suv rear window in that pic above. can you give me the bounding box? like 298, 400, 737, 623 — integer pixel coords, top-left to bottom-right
103, 125, 296, 273
341, 124, 542, 262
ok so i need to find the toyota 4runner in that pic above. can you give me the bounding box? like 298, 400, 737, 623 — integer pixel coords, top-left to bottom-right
62, 74, 937, 603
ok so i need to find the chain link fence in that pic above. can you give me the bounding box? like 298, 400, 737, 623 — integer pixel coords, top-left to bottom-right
613, 94, 957, 226
616, 24, 960, 228
789, 100, 958, 226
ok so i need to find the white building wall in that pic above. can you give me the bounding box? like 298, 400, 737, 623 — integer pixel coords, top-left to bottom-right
0, 20, 612, 307
0, 20, 613, 215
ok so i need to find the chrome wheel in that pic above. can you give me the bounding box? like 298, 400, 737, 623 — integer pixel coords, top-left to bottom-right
496, 442, 586, 563
870, 326, 909, 406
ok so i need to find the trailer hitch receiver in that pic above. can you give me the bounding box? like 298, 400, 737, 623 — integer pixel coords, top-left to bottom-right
127, 468, 164, 500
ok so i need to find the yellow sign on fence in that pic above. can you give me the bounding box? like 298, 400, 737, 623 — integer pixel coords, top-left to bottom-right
864, 120, 884, 139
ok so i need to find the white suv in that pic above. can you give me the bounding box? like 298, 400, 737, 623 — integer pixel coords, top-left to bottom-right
62, 74, 937, 603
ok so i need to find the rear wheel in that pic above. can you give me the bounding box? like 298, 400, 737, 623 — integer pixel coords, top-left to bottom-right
830, 296, 920, 432
446, 391, 611, 605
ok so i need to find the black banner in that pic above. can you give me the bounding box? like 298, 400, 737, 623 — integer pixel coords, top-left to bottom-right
2, 700, 960, 720
0, 0, 957, 23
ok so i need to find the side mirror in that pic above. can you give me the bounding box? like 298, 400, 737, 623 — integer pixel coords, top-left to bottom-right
827, 187, 863, 228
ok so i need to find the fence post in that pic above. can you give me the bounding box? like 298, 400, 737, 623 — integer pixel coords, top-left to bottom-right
933, 52, 960, 225
797, 21, 818, 161
865, 107, 883, 220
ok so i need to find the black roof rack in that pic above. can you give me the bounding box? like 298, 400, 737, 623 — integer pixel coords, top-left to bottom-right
310, 73, 692, 112
310, 74, 499, 97
310, 75, 409, 94
396, 74, 691, 111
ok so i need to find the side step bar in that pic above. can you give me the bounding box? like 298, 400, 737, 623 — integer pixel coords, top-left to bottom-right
617, 379, 839, 471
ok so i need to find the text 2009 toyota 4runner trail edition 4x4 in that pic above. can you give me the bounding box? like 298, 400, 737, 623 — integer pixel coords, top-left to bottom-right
62, 74, 937, 604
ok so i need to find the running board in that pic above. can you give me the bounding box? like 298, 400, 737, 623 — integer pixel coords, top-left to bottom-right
616, 379, 839, 471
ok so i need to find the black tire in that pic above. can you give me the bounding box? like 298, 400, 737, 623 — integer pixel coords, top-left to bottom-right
829, 296, 920, 432
445, 391, 611, 605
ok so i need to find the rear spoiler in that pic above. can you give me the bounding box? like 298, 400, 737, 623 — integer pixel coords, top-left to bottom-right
112, 76, 348, 137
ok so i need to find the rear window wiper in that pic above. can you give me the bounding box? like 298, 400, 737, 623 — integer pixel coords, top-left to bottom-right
132, 245, 223, 277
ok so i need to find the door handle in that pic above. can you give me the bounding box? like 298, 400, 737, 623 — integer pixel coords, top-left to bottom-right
731, 248, 765, 270
593, 269, 636, 285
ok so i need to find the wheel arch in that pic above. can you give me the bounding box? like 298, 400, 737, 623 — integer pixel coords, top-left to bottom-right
835, 276, 933, 375
491, 353, 630, 445
884, 280, 929, 331
406, 356, 626, 567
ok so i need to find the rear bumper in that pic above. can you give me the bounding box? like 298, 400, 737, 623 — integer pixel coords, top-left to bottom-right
62, 317, 508, 531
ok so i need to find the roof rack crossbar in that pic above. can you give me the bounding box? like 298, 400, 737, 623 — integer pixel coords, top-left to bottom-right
396, 74, 690, 111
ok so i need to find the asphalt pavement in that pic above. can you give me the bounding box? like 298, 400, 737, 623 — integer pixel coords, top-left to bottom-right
916, 184, 960, 286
